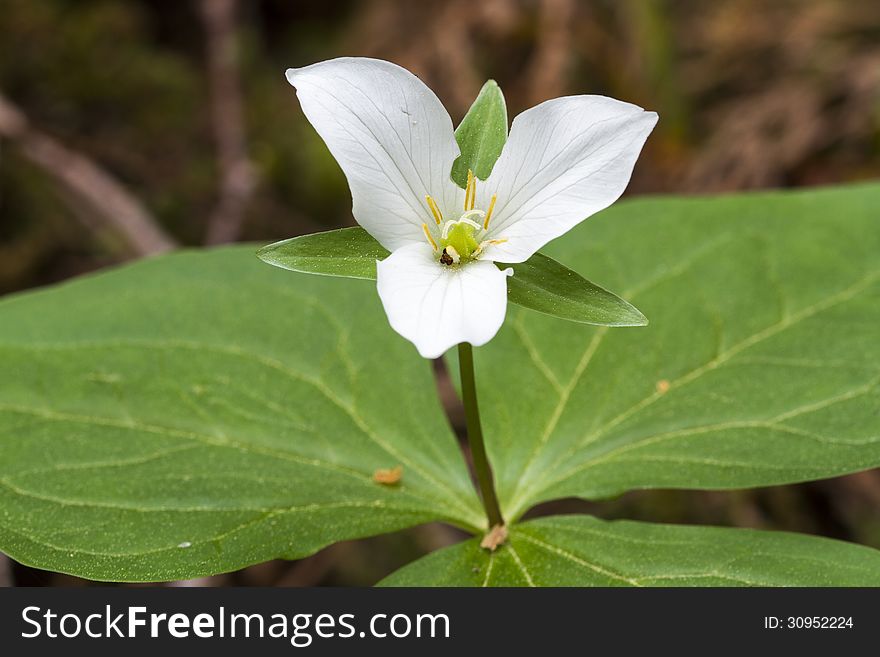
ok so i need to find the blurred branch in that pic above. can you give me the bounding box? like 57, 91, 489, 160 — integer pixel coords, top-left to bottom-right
199, 0, 257, 245
839, 471, 880, 507
0, 553, 11, 587
276, 543, 348, 587
0, 93, 176, 256
344, 0, 481, 118
524, 0, 574, 105
620, 0, 689, 140
432, 0, 482, 116
167, 576, 217, 587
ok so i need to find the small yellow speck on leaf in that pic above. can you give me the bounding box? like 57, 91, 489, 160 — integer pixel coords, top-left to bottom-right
656, 379, 670, 394
480, 524, 508, 551
373, 465, 403, 485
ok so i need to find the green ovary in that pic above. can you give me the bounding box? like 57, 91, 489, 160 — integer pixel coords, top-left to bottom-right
442, 222, 480, 261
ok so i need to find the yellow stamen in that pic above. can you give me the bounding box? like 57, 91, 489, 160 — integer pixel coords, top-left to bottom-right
465, 169, 476, 211
474, 236, 508, 258
422, 223, 439, 251
425, 195, 443, 225
483, 194, 497, 230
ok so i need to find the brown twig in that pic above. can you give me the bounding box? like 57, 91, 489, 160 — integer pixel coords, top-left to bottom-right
343, 0, 482, 118
275, 543, 350, 587
431, 0, 482, 116
166, 576, 217, 587
0, 553, 11, 587
0, 93, 177, 256
199, 0, 257, 245
524, 0, 574, 105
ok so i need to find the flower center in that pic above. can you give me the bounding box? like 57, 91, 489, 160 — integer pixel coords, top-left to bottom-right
421, 169, 506, 266
442, 219, 480, 262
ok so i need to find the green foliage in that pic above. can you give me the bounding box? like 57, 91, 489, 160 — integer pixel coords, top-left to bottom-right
258, 227, 645, 326
450, 80, 508, 188
380, 515, 880, 586
1, 184, 879, 584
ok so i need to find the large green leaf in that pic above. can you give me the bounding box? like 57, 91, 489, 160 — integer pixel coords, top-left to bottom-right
381, 515, 880, 586
450, 79, 508, 188
469, 184, 880, 520
259, 228, 644, 327
0, 247, 482, 581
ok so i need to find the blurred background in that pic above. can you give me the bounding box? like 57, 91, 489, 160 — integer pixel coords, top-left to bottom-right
1, 0, 879, 586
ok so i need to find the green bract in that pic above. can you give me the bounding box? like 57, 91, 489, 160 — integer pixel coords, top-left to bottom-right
1, 184, 879, 584
501, 253, 646, 327
450, 80, 508, 188
258, 227, 646, 328
257, 227, 389, 280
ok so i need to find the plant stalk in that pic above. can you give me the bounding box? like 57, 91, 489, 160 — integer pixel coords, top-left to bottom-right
457, 342, 504, 528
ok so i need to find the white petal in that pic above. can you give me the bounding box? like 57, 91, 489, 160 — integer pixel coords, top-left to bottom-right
287, 58, 462, 251
376, 243, 512, 358
478, 96, 657, 263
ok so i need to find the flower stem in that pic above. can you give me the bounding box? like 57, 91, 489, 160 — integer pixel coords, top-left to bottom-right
457, 342, 504, 528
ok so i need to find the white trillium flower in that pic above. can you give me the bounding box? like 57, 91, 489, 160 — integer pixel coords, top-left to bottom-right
286, 58, 657, 359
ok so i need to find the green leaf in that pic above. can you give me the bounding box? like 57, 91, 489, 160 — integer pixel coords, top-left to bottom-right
0, 247, 482, 581
451, 80, 508, 188
505, 253, 647, 326
468, 184, 880, 520
380, 515, 880, 586
260, 228, 641, 326
257, 228, 389, 280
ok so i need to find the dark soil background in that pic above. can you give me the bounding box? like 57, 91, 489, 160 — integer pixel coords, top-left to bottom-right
1, 0, 879, 587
